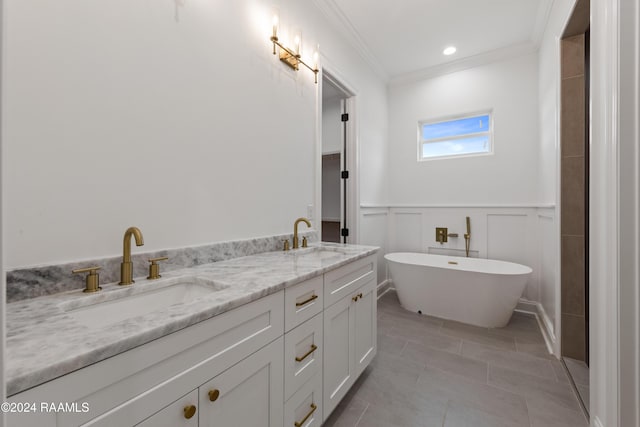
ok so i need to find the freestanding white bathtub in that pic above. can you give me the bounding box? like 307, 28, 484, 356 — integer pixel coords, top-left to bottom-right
384, 252, 532, 328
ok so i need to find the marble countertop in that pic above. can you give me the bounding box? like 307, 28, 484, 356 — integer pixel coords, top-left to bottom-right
6, 243, 378, 396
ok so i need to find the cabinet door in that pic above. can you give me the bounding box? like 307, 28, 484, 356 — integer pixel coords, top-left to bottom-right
136, 390, 198, 427
198, 337, 284, 427
354, 279, 377, 377
323, 292, 356, 420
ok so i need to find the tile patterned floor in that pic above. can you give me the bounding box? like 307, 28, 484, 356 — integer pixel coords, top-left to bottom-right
324, 291, 589, 427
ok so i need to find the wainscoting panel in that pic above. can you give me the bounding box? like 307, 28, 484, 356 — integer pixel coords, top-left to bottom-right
487, 214, 528, 264
538, 209, 558, 350
360, 208, 389, 285
391, 211, 423, 253
382, 206, 557, 307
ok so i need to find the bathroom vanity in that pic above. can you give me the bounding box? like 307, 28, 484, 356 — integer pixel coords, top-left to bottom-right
5, 244, 377, 427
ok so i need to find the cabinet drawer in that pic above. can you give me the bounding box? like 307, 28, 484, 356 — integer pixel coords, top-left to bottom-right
285, 275, 323, 332
284, 313, 323, 400
136, 390, 198, 427
284, 372, 323, 427
324, 255, 376, 308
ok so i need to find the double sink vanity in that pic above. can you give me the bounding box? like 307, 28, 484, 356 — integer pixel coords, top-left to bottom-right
6, 236, 378, 427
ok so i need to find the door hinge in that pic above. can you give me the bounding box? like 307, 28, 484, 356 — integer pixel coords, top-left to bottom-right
341, 170, 349, 179
341, 113, 349, 122
341, 228, 349, 237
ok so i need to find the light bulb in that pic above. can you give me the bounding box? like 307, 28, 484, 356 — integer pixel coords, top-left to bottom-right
443, 46, 457, 56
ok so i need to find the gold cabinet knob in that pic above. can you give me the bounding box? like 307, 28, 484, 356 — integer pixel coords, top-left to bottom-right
72, 266, 102, 293
208, 389, 220, 402
147, 256, 168, 280
183, 404, 197, 419
352, 295, 359, 302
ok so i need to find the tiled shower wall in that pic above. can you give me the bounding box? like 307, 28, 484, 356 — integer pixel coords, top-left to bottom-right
560, 34, 588, 361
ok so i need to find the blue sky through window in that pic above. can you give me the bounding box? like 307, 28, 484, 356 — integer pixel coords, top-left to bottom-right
422, 114, 490, 140
422, 135, 489, 158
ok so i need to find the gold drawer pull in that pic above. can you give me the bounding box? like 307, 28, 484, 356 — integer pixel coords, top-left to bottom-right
296, 294, 318, 307
294, 403, 317, 427
208, 389, 220, 402
183, 404, 197, 419
295, 344, 318, 362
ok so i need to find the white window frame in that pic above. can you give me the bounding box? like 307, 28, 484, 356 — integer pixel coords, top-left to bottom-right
417, 110, 494, 161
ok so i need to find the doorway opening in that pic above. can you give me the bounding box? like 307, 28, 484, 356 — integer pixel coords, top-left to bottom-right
321, 72, 355, 244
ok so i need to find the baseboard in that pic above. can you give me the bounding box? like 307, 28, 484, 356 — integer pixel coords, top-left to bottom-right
515, 298, 557, 356
376, 280, 392, 299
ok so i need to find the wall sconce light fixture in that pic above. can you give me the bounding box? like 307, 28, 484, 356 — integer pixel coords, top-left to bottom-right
270, 12, 319, 83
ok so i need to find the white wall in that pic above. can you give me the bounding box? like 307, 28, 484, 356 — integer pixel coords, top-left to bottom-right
387, 52, 539, 205
360, 207, 389, 287
590, 0, 640, 424
616, 0, 640, 423
538, 0, 575, 204
386, 206, 544, 302
322, 96, 341, 154
0, 0, 5, 417
536, 0, 576, 355
321, 154, 340, 221
1, 0, 388, 269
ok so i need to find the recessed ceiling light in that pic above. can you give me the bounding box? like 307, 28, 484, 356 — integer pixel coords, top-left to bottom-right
443, 46, 457, 56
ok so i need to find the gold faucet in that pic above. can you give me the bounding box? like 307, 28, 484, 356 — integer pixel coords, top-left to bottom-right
293, 217, 311, 249
464, 216, 471, 257
119, 226, 144, 285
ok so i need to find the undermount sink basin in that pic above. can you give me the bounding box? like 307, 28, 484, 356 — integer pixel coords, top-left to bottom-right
62, 276, 229, 328
287, 246, 349, 260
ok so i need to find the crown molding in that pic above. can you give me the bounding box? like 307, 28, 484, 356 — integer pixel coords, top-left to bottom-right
311, 0, 389, 82
532, 0, 555, 45
389, 41, 538, 87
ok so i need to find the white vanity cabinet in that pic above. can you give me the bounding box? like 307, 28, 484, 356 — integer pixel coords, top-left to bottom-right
196, 337, 284, 427
136, 390, 199, 427
7, 291, 284, 427
322, 256, 377, 420
7, 252, 377, 427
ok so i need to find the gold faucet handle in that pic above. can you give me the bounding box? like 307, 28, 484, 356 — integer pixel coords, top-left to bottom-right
302, 236, 308, 248
147, 257, 169, 280
72, 266, 102, 293
283, 240, 290, 251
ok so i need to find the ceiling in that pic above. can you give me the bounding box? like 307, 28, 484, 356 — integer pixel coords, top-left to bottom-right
320, 0, 553, 80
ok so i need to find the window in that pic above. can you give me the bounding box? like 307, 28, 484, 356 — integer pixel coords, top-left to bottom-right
418, 111, 493, 160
